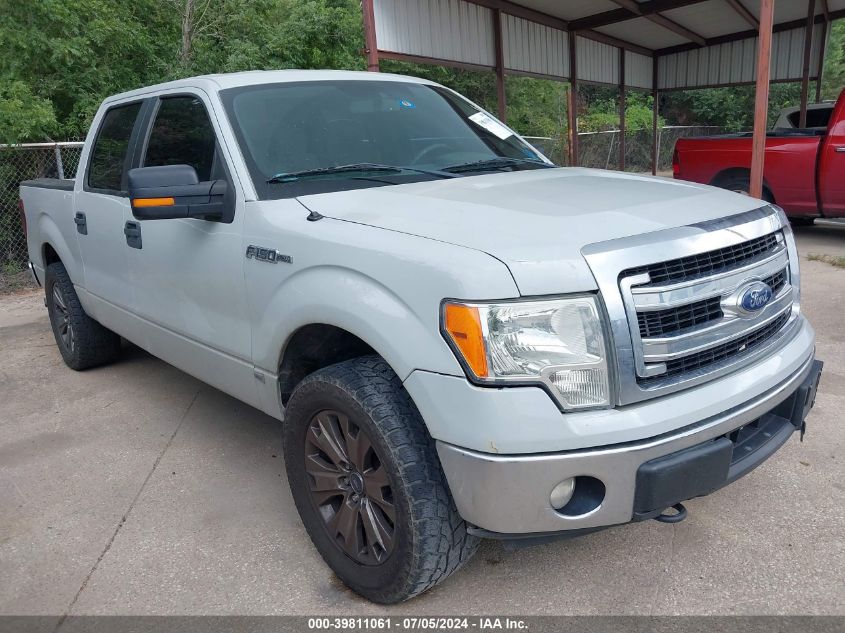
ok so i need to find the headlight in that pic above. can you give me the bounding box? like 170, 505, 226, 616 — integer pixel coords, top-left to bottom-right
442, 296, 612, 410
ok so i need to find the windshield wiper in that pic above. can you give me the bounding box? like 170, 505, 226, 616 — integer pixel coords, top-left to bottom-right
267, 163, 456, 184
440, 157, 553, 174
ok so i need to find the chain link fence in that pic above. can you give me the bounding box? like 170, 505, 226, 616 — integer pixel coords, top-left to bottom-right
527, 125, 722, 173
0, 142, 83, 292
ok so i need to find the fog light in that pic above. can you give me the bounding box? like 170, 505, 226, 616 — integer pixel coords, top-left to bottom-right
550, 478, 576, 509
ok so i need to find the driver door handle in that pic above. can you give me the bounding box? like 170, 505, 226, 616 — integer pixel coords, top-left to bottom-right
73, 212, 87, 235
124, 221, 142, 249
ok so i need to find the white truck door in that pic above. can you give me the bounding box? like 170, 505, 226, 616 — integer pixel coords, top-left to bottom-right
123, 91, 259, 408
73, 101, 145, 324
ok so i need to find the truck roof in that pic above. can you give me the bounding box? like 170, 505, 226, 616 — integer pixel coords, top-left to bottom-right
103, 70, 436, 104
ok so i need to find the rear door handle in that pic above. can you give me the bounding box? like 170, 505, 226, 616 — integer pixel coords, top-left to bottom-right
835, 146, 845, 153
124, 221, 142, 249
73, 212, 87, 235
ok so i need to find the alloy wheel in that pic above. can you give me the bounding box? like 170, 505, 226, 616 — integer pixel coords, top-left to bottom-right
52, 284, 74, 353
303, 409, 396, 565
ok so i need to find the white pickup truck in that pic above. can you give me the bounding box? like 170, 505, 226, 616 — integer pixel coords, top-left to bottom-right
20, 70, 822, 603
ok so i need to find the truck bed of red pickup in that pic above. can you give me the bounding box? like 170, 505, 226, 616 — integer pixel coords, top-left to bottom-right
673, 89, 845, 220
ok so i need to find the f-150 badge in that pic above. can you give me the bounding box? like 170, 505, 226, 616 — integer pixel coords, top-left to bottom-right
245, 245, 292, 264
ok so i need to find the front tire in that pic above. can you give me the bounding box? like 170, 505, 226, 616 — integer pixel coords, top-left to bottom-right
283, 356, 478, 603
45, 262, 121, 370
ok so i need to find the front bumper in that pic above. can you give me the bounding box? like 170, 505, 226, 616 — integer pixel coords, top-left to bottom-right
436, 355, 822, 535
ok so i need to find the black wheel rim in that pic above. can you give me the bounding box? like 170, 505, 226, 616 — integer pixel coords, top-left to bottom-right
304, 409, 396, 565
51, 284, 74, 353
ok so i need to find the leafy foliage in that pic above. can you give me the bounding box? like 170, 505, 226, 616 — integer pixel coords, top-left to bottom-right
0, 0, 842, 143
0, 81, 57, 144
821, 20, 845, 101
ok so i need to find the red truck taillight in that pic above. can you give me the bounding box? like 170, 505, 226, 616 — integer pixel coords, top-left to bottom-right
672, 148, 680, 178
18, 198, 27, 237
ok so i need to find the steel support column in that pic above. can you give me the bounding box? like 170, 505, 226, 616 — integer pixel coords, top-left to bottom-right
652, 55, 659, 176
799, 0, 817, 127
568, 34, 579, 166
493, 9, 507, 122
815, 17, 829, 102
750, 0, 775, 199
619, 47, 626, 171
362, 0, 379, 72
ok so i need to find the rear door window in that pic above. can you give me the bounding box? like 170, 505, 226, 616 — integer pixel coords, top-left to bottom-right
787, 108, 833, 129
143, 96, 217, 181
87, 102, 143, 191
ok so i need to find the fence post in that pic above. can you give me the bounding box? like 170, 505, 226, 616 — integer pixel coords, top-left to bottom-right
605, 132, 616, 170
54, 145, 65, 180
654, 126, 663, 176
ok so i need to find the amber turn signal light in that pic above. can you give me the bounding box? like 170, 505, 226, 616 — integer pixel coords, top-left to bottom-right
443, 303, 489, 378
133, 197, 175, 208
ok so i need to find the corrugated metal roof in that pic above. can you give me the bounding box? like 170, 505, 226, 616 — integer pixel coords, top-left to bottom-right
502, 14, 569, 79
596, 17, 688, 50
659, 22, 826, 89
625, 51, 653, 90
371, 0, 843, 91
374, 0, 495, 67
660, 2, 749, 40
578, 36, 619, 85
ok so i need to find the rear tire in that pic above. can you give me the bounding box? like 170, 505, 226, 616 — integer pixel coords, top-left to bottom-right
716, 175, 774, 202
45, 262, 121, 370
283, 355, 478, 603
788, 216, 816, 227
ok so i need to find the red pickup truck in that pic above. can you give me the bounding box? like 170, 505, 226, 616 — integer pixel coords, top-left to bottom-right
673, 89, 845, 224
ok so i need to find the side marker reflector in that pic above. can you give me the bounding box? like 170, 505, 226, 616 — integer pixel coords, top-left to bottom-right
444, 303, 488, 378
133, 197, 175, 208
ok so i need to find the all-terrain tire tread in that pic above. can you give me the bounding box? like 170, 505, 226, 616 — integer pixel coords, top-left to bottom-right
288, 355, 479, 603
46, 262, 121, 370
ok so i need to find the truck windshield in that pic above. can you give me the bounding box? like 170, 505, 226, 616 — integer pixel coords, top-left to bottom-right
220, 80, 550, 199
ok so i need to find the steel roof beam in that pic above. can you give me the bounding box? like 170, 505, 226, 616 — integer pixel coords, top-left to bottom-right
724, 0, 759, 30
462, 0, 653, 56
657, 7, 845, 56
570, 0, 709, 30
607, 0, 707, 46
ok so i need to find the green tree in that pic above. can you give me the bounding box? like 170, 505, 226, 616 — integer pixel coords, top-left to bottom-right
0, 0, 178, 139
821, 20, 845, 100
0, 81, 57, 144
0, 0, 366, 142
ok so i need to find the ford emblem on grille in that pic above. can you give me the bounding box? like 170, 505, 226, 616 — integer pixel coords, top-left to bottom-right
738, 281, 773, 314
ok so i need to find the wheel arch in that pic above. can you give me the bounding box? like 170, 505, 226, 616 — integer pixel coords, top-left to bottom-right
709, 167, 775, 202
255, 266, 465, 411
277, 323, 380, 406
36, 213, 84, 284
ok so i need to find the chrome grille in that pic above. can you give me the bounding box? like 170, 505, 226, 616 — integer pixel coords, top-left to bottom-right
637, 267, 788, 339
582, 206, 801, 405
637, 297, 722, 338
623, 230, 793, 382
624, 233, 780, 285
640, 311, 790, 385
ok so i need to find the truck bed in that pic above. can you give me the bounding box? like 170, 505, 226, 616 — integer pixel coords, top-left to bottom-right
673, 133, 821, 216
19, 177, 83, 289
684, 128, 825, 140
20, 178, 75, 191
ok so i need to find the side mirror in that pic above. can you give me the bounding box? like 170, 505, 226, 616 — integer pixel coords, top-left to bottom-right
128, 165, 232, 222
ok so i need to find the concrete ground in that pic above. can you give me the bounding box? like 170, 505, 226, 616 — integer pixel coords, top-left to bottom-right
1, 224, 843, 616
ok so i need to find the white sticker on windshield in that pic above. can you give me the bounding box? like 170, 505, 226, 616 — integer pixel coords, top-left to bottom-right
468, 112, 514, 140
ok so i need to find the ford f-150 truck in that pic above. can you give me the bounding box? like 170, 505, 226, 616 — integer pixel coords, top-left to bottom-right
673, 89, 845, 224
20, 70, 822, 603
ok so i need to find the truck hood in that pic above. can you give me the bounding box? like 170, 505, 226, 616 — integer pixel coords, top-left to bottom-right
296, 168, 764, 296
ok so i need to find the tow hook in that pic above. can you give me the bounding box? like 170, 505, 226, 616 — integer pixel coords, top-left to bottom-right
654, 502, 688, 524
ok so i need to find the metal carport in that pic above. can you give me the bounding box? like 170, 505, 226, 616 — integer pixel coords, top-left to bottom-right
360, 0, 845, 197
